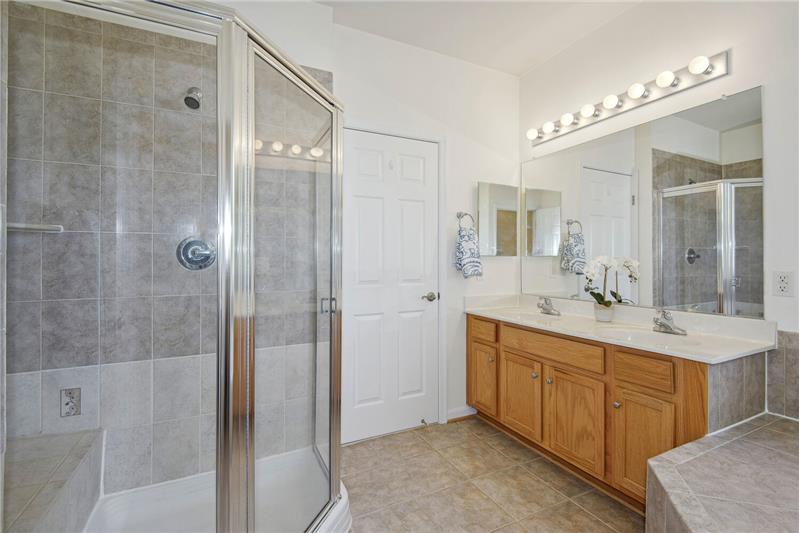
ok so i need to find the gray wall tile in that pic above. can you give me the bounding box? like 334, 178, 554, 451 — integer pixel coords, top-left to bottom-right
7, 372, 41, 437
8, 87, 42, 159
102, 22, 154, 45
285, 343, 313, 400
152, 171, 203, 234
153, 110, 201, 173
153, 295, 202, 358
743, 353, 765, 418
200, 354, 216, 414
42, 162, 100, 231
43, 92, 101, 164
44, 10, 100, 34
153, 356, 200, 421
255, 347, 284, 408
101, 36, 154, 106
41, 366, 99, 433
44, 24, 101, 98
255, 402, 284, 458
9, 2, 44, 22
42, 299, 99, 369
201, 295, 216, 355
152, 417, 199, 483
7, 301, 41, 373
200, 414, 215, 473
8, 157, 43, 224
153, 234, 202, 296
8, 15, 44, 90
285, 397, 312, 450
42, 232, 98, 299
154, 46, 202, 113
104, 426, 151, 492
100, 297, 152, 363
100, 361, 152, 429
100, 167, 153, 233
101, 101, 154, 169
100, 233, 152, 298
255, 293, 285, 348
7, 232, 41, 301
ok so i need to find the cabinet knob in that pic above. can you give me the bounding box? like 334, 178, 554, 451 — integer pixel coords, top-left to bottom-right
488, 356, 495, 363
613, 401, 622, 409
545, 377, 553, 384
531, 372, 539, 379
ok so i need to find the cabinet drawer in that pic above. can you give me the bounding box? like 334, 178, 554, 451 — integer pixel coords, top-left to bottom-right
470, 317, 497, 343
614, 351, 674, 394
503, 326, 604, 374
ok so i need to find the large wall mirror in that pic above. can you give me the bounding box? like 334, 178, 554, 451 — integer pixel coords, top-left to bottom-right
521, 87, 764, 318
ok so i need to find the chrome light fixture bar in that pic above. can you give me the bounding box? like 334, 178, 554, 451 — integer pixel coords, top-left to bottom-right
527, 51, 729, 146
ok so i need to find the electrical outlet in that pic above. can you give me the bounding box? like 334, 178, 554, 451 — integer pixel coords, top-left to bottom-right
773, 271, 794, 297
61, 388, 81, 417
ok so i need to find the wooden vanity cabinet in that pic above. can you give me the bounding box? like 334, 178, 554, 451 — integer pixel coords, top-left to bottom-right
546, 367, 606, 477
499, 350, 543, 443
466, 314, 708, 507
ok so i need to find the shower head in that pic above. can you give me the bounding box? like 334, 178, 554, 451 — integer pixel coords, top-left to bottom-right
184, 87, 202, 110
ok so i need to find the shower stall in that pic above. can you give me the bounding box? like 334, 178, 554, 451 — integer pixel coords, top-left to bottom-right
0, 1, 347, 532
657, 178, 764, 318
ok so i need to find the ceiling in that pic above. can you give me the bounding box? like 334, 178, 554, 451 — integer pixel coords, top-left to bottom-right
321, 2, 637, 75
675, 87, 762, 132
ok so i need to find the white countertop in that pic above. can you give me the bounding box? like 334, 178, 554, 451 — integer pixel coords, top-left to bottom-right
466, 306, 775, 364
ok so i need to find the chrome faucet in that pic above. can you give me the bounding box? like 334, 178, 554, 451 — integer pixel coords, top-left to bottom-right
652, 309, 687, 336
537, 297, 561, 316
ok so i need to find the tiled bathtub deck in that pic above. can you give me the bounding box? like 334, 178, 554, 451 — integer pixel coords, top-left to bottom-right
647, 414, 799, 532
343, 418, 645, 533
3, 430, 103, 532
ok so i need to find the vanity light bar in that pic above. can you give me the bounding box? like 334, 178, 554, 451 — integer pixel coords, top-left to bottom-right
527, 51, 729, 146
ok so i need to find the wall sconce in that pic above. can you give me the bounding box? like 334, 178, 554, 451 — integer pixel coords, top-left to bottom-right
527, 50, 729, 146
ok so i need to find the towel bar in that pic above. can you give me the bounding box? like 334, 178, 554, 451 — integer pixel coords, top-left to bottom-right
7, 223, 64, 233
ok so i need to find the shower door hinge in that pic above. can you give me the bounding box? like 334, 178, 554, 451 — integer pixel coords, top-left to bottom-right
631, 195, 636, 206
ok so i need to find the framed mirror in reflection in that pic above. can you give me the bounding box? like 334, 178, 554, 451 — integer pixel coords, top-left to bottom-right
477, 182, 519, 257
521, 87, 764, 319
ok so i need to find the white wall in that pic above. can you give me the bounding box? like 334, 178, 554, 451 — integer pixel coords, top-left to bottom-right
721, 122, 763, 164
520, 2, 798, 332
651, 116, 720, 162
223, 1, 520, 418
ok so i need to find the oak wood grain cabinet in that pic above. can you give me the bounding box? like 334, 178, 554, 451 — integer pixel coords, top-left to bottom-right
465, 314, 708, 508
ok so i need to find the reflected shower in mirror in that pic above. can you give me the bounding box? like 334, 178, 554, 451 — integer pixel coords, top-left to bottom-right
521, 87, 764, 318
477, 182, 519, 257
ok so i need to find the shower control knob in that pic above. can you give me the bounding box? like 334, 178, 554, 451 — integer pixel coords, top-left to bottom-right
177, 237, 216, 271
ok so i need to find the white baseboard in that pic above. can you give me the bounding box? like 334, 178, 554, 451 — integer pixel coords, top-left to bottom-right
446, 405, 477, 421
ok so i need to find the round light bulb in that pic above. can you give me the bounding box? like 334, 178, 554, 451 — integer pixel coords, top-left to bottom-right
580, 104, 597, 119
541, 121, 557, 134
254, 139, 263, 151
688, 55, 711, 75
656, 70, 677, 88
627, 83, 648, 99
309, 147, 324, 158
290, 144, 302, 155
525, 128, 540, 140
560, 113, 575, 127
602, 94, 620, 110
271, 141, 284, 152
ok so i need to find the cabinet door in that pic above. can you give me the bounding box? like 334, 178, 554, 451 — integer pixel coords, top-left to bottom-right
546, 367, 605, 477
500, 351, 543, 443
472, 342, 498, 417
612, 387, 675, 499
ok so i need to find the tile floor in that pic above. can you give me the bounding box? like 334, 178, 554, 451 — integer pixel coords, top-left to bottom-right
343, 418, 645, 533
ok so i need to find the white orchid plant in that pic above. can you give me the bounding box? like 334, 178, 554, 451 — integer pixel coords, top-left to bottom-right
584, 256, 640, 307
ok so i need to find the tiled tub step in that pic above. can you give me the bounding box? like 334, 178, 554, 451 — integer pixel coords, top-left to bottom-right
4, 430, 103, 533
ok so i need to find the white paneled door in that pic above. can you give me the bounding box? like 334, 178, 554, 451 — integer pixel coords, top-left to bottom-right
580, 166, 636, 302
342, 129, 439, 443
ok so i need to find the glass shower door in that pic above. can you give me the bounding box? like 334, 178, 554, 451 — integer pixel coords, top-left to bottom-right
251, 46, 334, 531
731, 182, 764, 317
659, 187, 720, 313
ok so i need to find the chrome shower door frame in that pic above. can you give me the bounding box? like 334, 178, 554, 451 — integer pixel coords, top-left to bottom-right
658, 178, 764, 316
58, 2, 345, 531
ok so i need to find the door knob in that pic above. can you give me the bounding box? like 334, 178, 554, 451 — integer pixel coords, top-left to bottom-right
421, 291, 438, 302
531, 372, 539, 379
613, 401, 622, 409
